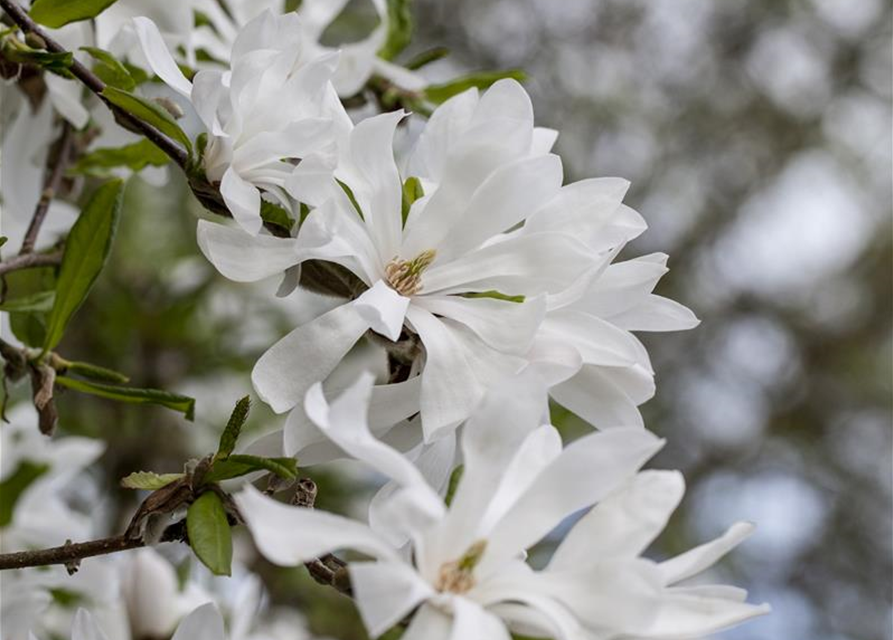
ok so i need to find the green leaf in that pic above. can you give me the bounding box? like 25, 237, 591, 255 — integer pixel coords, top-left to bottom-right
462, 290, 525, 303
0, 291, 55, 312
259, 201, 295, 234
64, 360, 130, 384
30, 0, 120, 28
81, 46, 137, 91
0, 41, 73, 76
70, 139, 169, 177
121, 470, 185, 490
445, 464, 463, 507
203, 454, 297, 484
101, 86, 192, 155
43, 180, 123, 353
186, 491, 232, 576
336, 179, 363, 219
9, 310, 47, 347
0, 236, 7, 249
0, 461, 49, 526
216, 396, 250, 460
425, 70, 527, 105
401, 176, 424, 226
378, 0, 413, 61
54, 376, 196, 420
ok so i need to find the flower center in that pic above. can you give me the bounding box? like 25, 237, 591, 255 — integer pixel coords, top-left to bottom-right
435, 539, 487, 594
384, 249, 436, 296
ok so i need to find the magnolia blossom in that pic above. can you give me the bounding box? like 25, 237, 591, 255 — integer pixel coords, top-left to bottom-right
201, 80, 600, 443
236, 373, 769, 640
134, 11, 352, 233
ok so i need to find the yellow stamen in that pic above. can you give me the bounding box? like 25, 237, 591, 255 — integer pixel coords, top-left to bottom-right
384, 249, 436, 296
435, 540, 487, 594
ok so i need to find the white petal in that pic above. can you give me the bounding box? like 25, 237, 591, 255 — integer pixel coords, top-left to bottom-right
483, 428, 663, 569
72, 609, 109, 640
132, 17, 193, 97
548, 470, 685, 572
196, 219, 301, 282
450, 597, 512, 640
285, 155, 338, 207
235, 484, 398, 565
252, 304, 370, 413
421, 232, 594, 297
414, 295, 545, 355
355, 280, 410, 342
404, 306, 486, 440
530, 127, 559, 155
538, 310, 641, 368
171, 603, 224, 640
435, 154, 564, 262
472, 79, 533, 128
350, 561, 434, 638
401, 603, 453, 640
220, 167, 262, 235
524, 177, 630, 241
304, 374, 436, 496
609, 295, 701, 333
338, 111, 406, 261
637, 591, 770, 639
550, 364, 647, 429
575, 254, 670, 318
659, 522, 756, 585
44, 74, 89, 129
407, 88, 479, 182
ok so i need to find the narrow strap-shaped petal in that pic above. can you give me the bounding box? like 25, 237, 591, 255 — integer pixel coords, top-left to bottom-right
550, 364, 647, 429
658, 522, 756, 585
196, 219, 301, 282
72, 609, 109, 640
235, 485, 399, 565
132, 17, 193, 97
355, 280, 411, 341
548, 470, 685, 571
252, 304, 370, 413
635, 590, 771, 639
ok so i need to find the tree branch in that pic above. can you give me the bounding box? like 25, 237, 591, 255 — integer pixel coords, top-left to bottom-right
19, 121, 74, 255
0, 250, 62, 276
0, 0, 189, 170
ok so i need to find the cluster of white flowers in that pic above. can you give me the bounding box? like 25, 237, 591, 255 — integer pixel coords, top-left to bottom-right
1, 3, 770, 639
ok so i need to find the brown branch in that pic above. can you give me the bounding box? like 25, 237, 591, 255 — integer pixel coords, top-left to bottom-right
0, 250, 62, 276
0, 535, 143, 571
19, 121, 74, 254
0, 0, 188, 170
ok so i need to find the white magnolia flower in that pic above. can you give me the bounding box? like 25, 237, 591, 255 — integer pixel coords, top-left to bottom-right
134, 11, 352, 233
236, 373, 769, 640
201, 80, 596, 442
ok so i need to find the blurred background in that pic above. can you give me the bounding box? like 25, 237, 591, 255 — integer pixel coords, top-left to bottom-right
4, 1, 890, 639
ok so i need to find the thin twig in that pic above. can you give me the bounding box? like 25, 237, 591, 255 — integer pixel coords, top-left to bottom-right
0, 0, 189, 170
19, 121, 74, 254
0, 535, 143, 571
0, 250, 62, 276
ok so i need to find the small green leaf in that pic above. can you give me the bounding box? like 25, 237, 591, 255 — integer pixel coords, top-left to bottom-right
216, 396, 250, 460
462, 290, 525, 303
259, 201, 295, 234
101, 86, 192, 155
9, 310, 48, 348
425, 70, 527, 105
69, 139, 169, 177
378, 0, 413, 61
43, 179, 123, 353
0, 41, 73, 76
445, 464, 463, 507
54, 376, 196, 420
0, 461, 49, 526
0, 236, 7, 249
401, 176, 424, 226
203, 455, 297, 484
0, 291, 55, 312
64, 360, 130, 384
81, 46, 136, 90
121, 471, 184, 490
30, 0, 120, 28
186, 491, 232, 576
